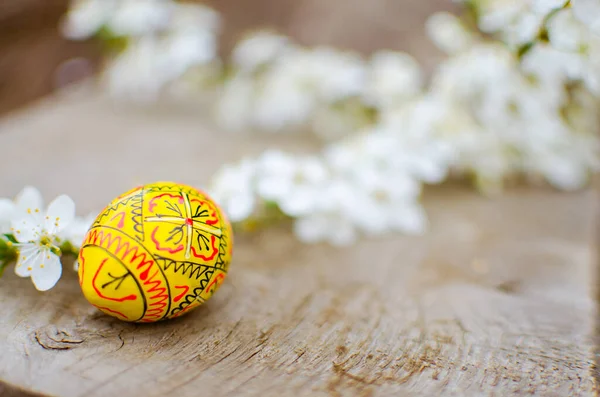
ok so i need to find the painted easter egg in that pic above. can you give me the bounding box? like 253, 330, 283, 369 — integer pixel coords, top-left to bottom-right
77, 182, 232, 322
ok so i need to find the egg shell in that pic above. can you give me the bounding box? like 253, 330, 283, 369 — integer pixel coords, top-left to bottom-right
77, 182, 233, 322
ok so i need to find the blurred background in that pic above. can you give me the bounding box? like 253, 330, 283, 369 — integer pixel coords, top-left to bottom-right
2, 0, 597, 245
0, 0, 454, 116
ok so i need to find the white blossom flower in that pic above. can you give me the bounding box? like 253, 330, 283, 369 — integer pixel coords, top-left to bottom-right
60, 213, 96, 272
477, 1, 525, 32
475, 1, 544, 48
232, 31, 290, 73
208, 159, 257, 222
14, 187, 45, 214
164, 28, 218, 71
253, 47, 366, 131
308, 48, 366, 102
106, 24, 218, 101
252, 59, 316, 131
311, 104, 366, 141
0, 199, 13, 234
354, 191, 427, 236
426, 12, 474, 54
332, 166, 426, 235
171, 3, 221, 33
369, 99, 455, 184
292, 174, 426, 243
107, 0, 172, 37
505, 12, 544, 47
11, 195, 75, 291
255, 151, 328, 217
105, 37, 165, 101
164, 3, 220, 67
294, 212, 357, 246
363, 51, 423, 108
572, 0, 600, 34
547, 8, 592, 52
289, 177, 358, 245
85, 0, 220, 101
432, 43, 516, 102
59, 213, 96, 249
520, 44, 573, 87
532, 0, 569, 15
0, 187, 45, 234
542, 8, 600, 94
323, 139, 428, 236
61, 0, 117, 40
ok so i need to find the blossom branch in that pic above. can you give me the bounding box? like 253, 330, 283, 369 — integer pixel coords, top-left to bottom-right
0, 187, 95, 290
516, 0, 572, 59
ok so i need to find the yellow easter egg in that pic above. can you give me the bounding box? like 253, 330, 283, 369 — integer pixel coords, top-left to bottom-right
77, 182, 233, 322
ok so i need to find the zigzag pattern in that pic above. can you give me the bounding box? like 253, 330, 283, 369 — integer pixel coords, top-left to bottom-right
94, 191, 144, 226
169, 268, 214, 317
130, 193, 144, 241
214, 231, 230, 272
159, 258, 213, 280
199, 269, 214, 290
170, 286, 204, 316
146, 184, 199, 197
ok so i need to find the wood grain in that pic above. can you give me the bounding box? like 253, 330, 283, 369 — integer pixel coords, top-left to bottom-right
0, 91, 597, 396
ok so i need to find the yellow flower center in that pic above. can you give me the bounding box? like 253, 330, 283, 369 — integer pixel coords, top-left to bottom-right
39, 236, 53, 247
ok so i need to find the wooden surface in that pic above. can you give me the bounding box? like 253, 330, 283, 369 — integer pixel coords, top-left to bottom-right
0, 90, 598, 396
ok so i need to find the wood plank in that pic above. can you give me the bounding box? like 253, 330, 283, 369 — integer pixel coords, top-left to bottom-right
0, 91, 597, 396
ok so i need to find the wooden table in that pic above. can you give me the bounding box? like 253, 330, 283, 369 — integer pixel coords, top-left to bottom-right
0, 89, 598, 396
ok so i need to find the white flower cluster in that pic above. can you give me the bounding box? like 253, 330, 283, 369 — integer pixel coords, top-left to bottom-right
426, 18, 600, 192
218, 35, 423, 140
0, 187, 95, 290
209, 2, 600, 243
472, 0, 600, 94
209, 149, 430, 245
62, 0, 220, 101
63, 0, 600, 245
474, 0, 600, 48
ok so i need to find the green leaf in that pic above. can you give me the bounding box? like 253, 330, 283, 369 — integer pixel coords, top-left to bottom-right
3, 233, 17, 244
0, 236, 17, 279
0, 235, 18, 264
517, 41, 535, 59
61, 240, 81, 258
96, 26, 129, 54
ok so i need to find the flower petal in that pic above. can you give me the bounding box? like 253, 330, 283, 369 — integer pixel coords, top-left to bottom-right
0, 198, 16, 233
11, 216, 43, 243
256, 175, 291, 200
45, 195, 76, 234
0, 198, 16, 218
226, 194, 255, 222
279, 189, 317, 217
14, 245, 41, 277
15, 186, 44, 214
60, 212, 95, 248
30, 252, 62, 291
